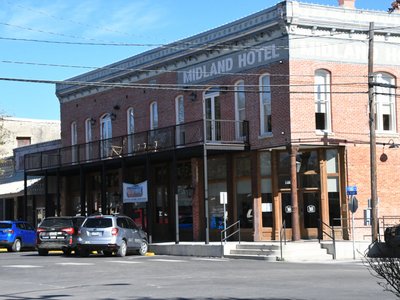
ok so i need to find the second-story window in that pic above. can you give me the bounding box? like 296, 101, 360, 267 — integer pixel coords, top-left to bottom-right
375, 72, 396, 132
235, 80, 246, 139
175, 95, 185, 145
100, 114, 112, 157
260, 74, 272, 136
85, 118, 93, 160
71, 121, 78, 162
127, 107, 135, 153
150, 101, 158, 130
315, 69, 331, 132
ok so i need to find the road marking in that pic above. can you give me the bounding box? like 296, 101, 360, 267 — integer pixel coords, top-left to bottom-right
108, 261, 142, 264
191, 258, 229, 262
3, 265, 42, 268
56, 262, 94, 266
150, 259, 186, 263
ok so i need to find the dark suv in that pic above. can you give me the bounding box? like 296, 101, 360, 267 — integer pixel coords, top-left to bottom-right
36, 216, 86, 256
384, 224, 400, 247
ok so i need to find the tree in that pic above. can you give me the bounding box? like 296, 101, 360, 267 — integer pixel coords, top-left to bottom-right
363, 243, 400, 298
389, 0, 400, 13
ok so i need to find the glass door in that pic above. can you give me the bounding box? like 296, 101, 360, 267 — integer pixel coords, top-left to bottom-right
205, 91, 221, 142
300, 191, 320, 239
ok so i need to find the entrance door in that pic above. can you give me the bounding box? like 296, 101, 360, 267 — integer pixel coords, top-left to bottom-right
205, 91, 221, 142
300, 191, 320, 239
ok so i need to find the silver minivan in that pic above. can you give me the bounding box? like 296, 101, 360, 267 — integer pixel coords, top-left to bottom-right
77, 214, 148, 257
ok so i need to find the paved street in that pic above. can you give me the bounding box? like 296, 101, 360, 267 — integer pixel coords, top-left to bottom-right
0, 250, 396, 300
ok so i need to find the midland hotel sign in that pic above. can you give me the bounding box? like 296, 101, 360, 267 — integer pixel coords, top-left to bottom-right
178, 42, 285, 85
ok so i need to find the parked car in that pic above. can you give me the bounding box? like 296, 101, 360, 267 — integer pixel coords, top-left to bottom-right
77, 214, 148, 257
0, 220, 36, 252
36, 216, 86, 256
384, 224, 400, 247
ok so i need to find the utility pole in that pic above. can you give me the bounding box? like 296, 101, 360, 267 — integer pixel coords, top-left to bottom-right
368, 22, 378, 242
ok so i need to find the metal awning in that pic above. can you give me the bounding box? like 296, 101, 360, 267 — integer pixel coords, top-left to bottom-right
0, 172, 42, 198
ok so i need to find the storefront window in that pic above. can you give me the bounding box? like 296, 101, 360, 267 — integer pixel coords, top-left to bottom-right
328, 177, 341, 226
260, 152, 273, 228
326, 149, 338, 173
208, 157, 227, 229
235, 156, 252, 228
209, 182, 227, 229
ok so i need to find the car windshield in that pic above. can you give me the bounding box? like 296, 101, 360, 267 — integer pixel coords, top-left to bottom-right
0, 223, 12, 229
40, 218, 73, 227
84, 218, 112, 228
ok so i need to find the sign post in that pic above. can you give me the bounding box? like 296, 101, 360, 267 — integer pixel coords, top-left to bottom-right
347, 186, 358, 260
220, 192, 228, 241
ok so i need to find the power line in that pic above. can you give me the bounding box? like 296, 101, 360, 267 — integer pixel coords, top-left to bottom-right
0, 76, 371, 95
0, 59, 370, 79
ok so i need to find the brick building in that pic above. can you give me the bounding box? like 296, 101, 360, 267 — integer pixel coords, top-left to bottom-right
25, 0, 400, 243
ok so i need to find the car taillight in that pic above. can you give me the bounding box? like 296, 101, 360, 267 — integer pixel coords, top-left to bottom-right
5, 229, 14, 234
36, 228, 45, 233
111, 228, 118, 236
62, 227, 75, 235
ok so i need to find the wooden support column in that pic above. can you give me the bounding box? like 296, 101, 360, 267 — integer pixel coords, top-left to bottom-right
289, 145, 300, 241
251, 151, 262, 241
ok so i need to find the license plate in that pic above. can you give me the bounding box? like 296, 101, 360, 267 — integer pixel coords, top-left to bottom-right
90, 231, 101, 236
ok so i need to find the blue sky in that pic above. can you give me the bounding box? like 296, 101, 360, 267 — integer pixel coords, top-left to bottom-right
0, 0, 391, 120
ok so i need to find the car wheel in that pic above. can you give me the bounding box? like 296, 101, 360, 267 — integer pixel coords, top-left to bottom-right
79, 249, 90, 257
137, 240, 148, 256
11, 239, 22, 252
117, 240, 127, 257
63, 249, 72, 256
38, 249, 48, 256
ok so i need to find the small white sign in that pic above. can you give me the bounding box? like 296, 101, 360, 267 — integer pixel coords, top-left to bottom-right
307, 205, 316, 213
220, 192, 228, 204
262, 203, 273, 212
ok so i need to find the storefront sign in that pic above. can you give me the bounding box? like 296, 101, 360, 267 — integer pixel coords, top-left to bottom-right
123, 181, 148, 203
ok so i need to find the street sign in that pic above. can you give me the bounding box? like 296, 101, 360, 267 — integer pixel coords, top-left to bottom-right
346, 185, 357, 196
348, 196, 358, 213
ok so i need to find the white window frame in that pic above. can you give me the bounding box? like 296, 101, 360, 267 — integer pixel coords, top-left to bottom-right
314, 69, 332, 133
234, 80, 246, 139
150, 101, 158, 130
127, 107, 135, 154
85, 118, 93, 160
100, 114, 112, 157
374, 72, 396, 133
71, 121, 78, 163
175, 95, 185, 145
259, 74, 272, 136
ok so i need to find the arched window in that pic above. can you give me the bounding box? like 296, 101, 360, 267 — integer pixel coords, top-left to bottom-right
235, 80, 246, 139
374, 72, 396, 132
100, 114, 112, 157
127, 107, 135, 153
314, 69, 331, 132
85, 118, 93, 160
259, 74, 272, 135
71, 121, 78, 163
150, 101, 158, 130
175, 95, 185, 145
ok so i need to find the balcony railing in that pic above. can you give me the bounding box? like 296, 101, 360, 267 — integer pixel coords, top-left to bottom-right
25, 119, 249, 171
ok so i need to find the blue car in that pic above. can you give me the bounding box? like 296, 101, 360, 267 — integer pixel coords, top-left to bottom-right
0, 221, 36, 252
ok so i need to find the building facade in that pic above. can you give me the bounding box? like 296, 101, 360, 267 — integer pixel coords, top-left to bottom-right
0, 118, 60, 223
25, 0, 400, 242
